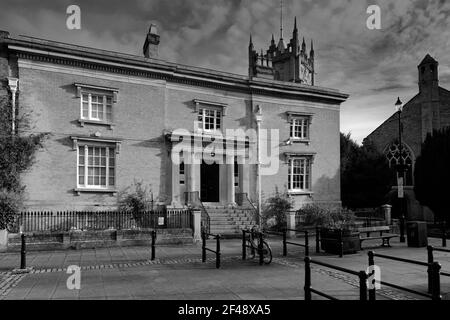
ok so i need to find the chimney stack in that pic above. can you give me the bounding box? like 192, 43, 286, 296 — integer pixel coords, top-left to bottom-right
143, 24, 160, 58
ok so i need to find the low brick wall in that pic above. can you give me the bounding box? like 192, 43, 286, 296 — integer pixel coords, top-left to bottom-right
6, 228, 193, 252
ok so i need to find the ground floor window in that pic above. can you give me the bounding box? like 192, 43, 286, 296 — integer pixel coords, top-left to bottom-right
288, 158, 311, 192
78, 145, 115, 189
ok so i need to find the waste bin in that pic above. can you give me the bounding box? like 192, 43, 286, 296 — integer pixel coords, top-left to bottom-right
406, 221, 428, 247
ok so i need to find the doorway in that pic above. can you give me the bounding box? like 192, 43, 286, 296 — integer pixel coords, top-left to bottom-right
200, 161, 220, 202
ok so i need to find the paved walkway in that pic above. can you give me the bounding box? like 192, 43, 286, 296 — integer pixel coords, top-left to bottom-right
0, 236, 449, 300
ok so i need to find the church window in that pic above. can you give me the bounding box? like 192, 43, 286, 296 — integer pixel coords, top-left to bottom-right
385, 142, 414, 186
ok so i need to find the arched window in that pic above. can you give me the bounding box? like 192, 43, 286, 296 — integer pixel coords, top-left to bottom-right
385, 142, 414, 186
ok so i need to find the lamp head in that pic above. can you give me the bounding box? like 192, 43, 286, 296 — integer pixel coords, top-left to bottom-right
255, 105, 263, 123
395, 97, 403, 112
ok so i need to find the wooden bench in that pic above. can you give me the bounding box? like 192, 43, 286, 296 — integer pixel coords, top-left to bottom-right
358, 226, 399, 249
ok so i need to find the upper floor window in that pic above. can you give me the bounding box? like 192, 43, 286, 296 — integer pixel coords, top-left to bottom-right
286, 112, 313, 142
290, 117, 310, 140
197, 108, 222, 131
75, 83, 118, 129
194, 99, 227, 133
81, 93, 113, 123
234, 157, 239, 188
288, 157, 312, 192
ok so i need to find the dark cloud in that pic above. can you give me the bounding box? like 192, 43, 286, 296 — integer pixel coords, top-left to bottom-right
0, 0, 449, 143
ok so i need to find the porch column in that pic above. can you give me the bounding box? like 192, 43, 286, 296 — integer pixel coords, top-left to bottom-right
226, 154, 236, 207
240, 162, 250, 196
186, 153, 198, 204
171, 159, 181, 207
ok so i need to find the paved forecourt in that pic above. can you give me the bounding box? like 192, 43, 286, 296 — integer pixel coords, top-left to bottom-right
0, 237, 449, 300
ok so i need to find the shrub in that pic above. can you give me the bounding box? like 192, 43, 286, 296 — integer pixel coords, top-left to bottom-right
262, 188, 293, 230
118, 180, 153, 213
298, 204, 355, 230
0, 189, 22, 230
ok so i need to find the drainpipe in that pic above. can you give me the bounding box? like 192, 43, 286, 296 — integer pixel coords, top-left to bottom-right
7, 77, 18, 134
255, 106, 263, 229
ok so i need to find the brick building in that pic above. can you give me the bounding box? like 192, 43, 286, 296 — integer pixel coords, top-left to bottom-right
0, 21, 348, 234
364, 54, 450, 222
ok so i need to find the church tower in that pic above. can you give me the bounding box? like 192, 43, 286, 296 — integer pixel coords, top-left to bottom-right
143, 24, 160, 58
248, 15, 315, 85
418, 54, 440, 140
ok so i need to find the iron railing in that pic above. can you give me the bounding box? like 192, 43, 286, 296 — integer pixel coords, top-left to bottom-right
13, 209, 192, 232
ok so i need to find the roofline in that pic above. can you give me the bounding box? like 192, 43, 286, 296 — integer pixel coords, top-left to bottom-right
2, 33, 349, 103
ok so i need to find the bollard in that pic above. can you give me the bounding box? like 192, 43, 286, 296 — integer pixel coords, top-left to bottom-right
304, 256, 312, 300
242, 230, 246, 260
431, 262, 442, 300
359, 270, 368, 301
315, 226, 320, 254
339, 229, 344, 258
399, 215, 405, 243
258, 232, 264, 266
305, 231, 309, 256
20, 233, 26, 270
427, 245, 434, 293
216, 235, 221, 269
282, 229, 287, 257
201, 231, 206, 263
368, 251, 376, 301
151, 230, 156, 261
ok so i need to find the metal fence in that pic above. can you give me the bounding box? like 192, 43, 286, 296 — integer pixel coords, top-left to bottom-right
13, 209, 192, 232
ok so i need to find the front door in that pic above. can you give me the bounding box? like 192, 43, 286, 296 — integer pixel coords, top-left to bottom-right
200, 161, 220, 202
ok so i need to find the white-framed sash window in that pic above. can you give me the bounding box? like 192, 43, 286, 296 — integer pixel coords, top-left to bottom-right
77, 145, 115, 189
81, 93, 113, 123
288, 157, 311, 192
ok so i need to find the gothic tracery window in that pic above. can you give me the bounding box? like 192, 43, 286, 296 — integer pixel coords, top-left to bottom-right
385, 142, 413, 186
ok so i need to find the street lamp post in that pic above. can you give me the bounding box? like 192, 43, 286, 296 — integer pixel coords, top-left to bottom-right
395, 97, 406, 243
255, 106, 263, 229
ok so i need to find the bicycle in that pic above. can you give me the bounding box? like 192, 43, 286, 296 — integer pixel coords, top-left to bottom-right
245, 226, 272, 264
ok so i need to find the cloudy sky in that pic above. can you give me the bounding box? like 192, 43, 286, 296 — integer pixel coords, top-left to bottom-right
1, 0, 450, 143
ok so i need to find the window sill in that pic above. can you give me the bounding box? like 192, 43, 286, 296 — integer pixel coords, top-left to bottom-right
78, 119, 114, 130
74, 188, 117, 196
288, 191, 314, 197
289, 138, 310, 145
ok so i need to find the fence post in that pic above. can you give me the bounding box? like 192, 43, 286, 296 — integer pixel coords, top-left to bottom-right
242, 230, 246, 260
258, 232, 264, 266
202, 231, 206, 263
304, 256, 312, 301
305, 230, 309, 256
359, 270, 368, 301
368, 251, 376, 301
151, 230, 156, 261
20, 233, 26, 270
442, 221, 447, 248
339, 229, 344, 258
216, 235, 221, 269
315, 226, 320, 253
431, 262, 442, 301
282, 229, 287, 257
427, 245, 433, 293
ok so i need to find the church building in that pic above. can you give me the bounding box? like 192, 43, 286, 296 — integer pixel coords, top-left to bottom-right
364, 54, 450, 222
0, 19, 348, 235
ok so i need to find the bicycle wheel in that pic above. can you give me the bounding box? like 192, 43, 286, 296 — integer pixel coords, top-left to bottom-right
262, 241, 272, 264
246, 240, 256, 259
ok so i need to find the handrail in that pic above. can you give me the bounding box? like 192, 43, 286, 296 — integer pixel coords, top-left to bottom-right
368, 250, 442, 300
372, 252, 429, 267
202, 230, 221, 269
244, 193, 258, 226
427, 246, 450, 279
304, 256, 368, 301
198, 200, 211, 235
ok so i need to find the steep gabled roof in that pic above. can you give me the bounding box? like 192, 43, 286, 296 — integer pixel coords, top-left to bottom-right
418, 54, 438, 66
